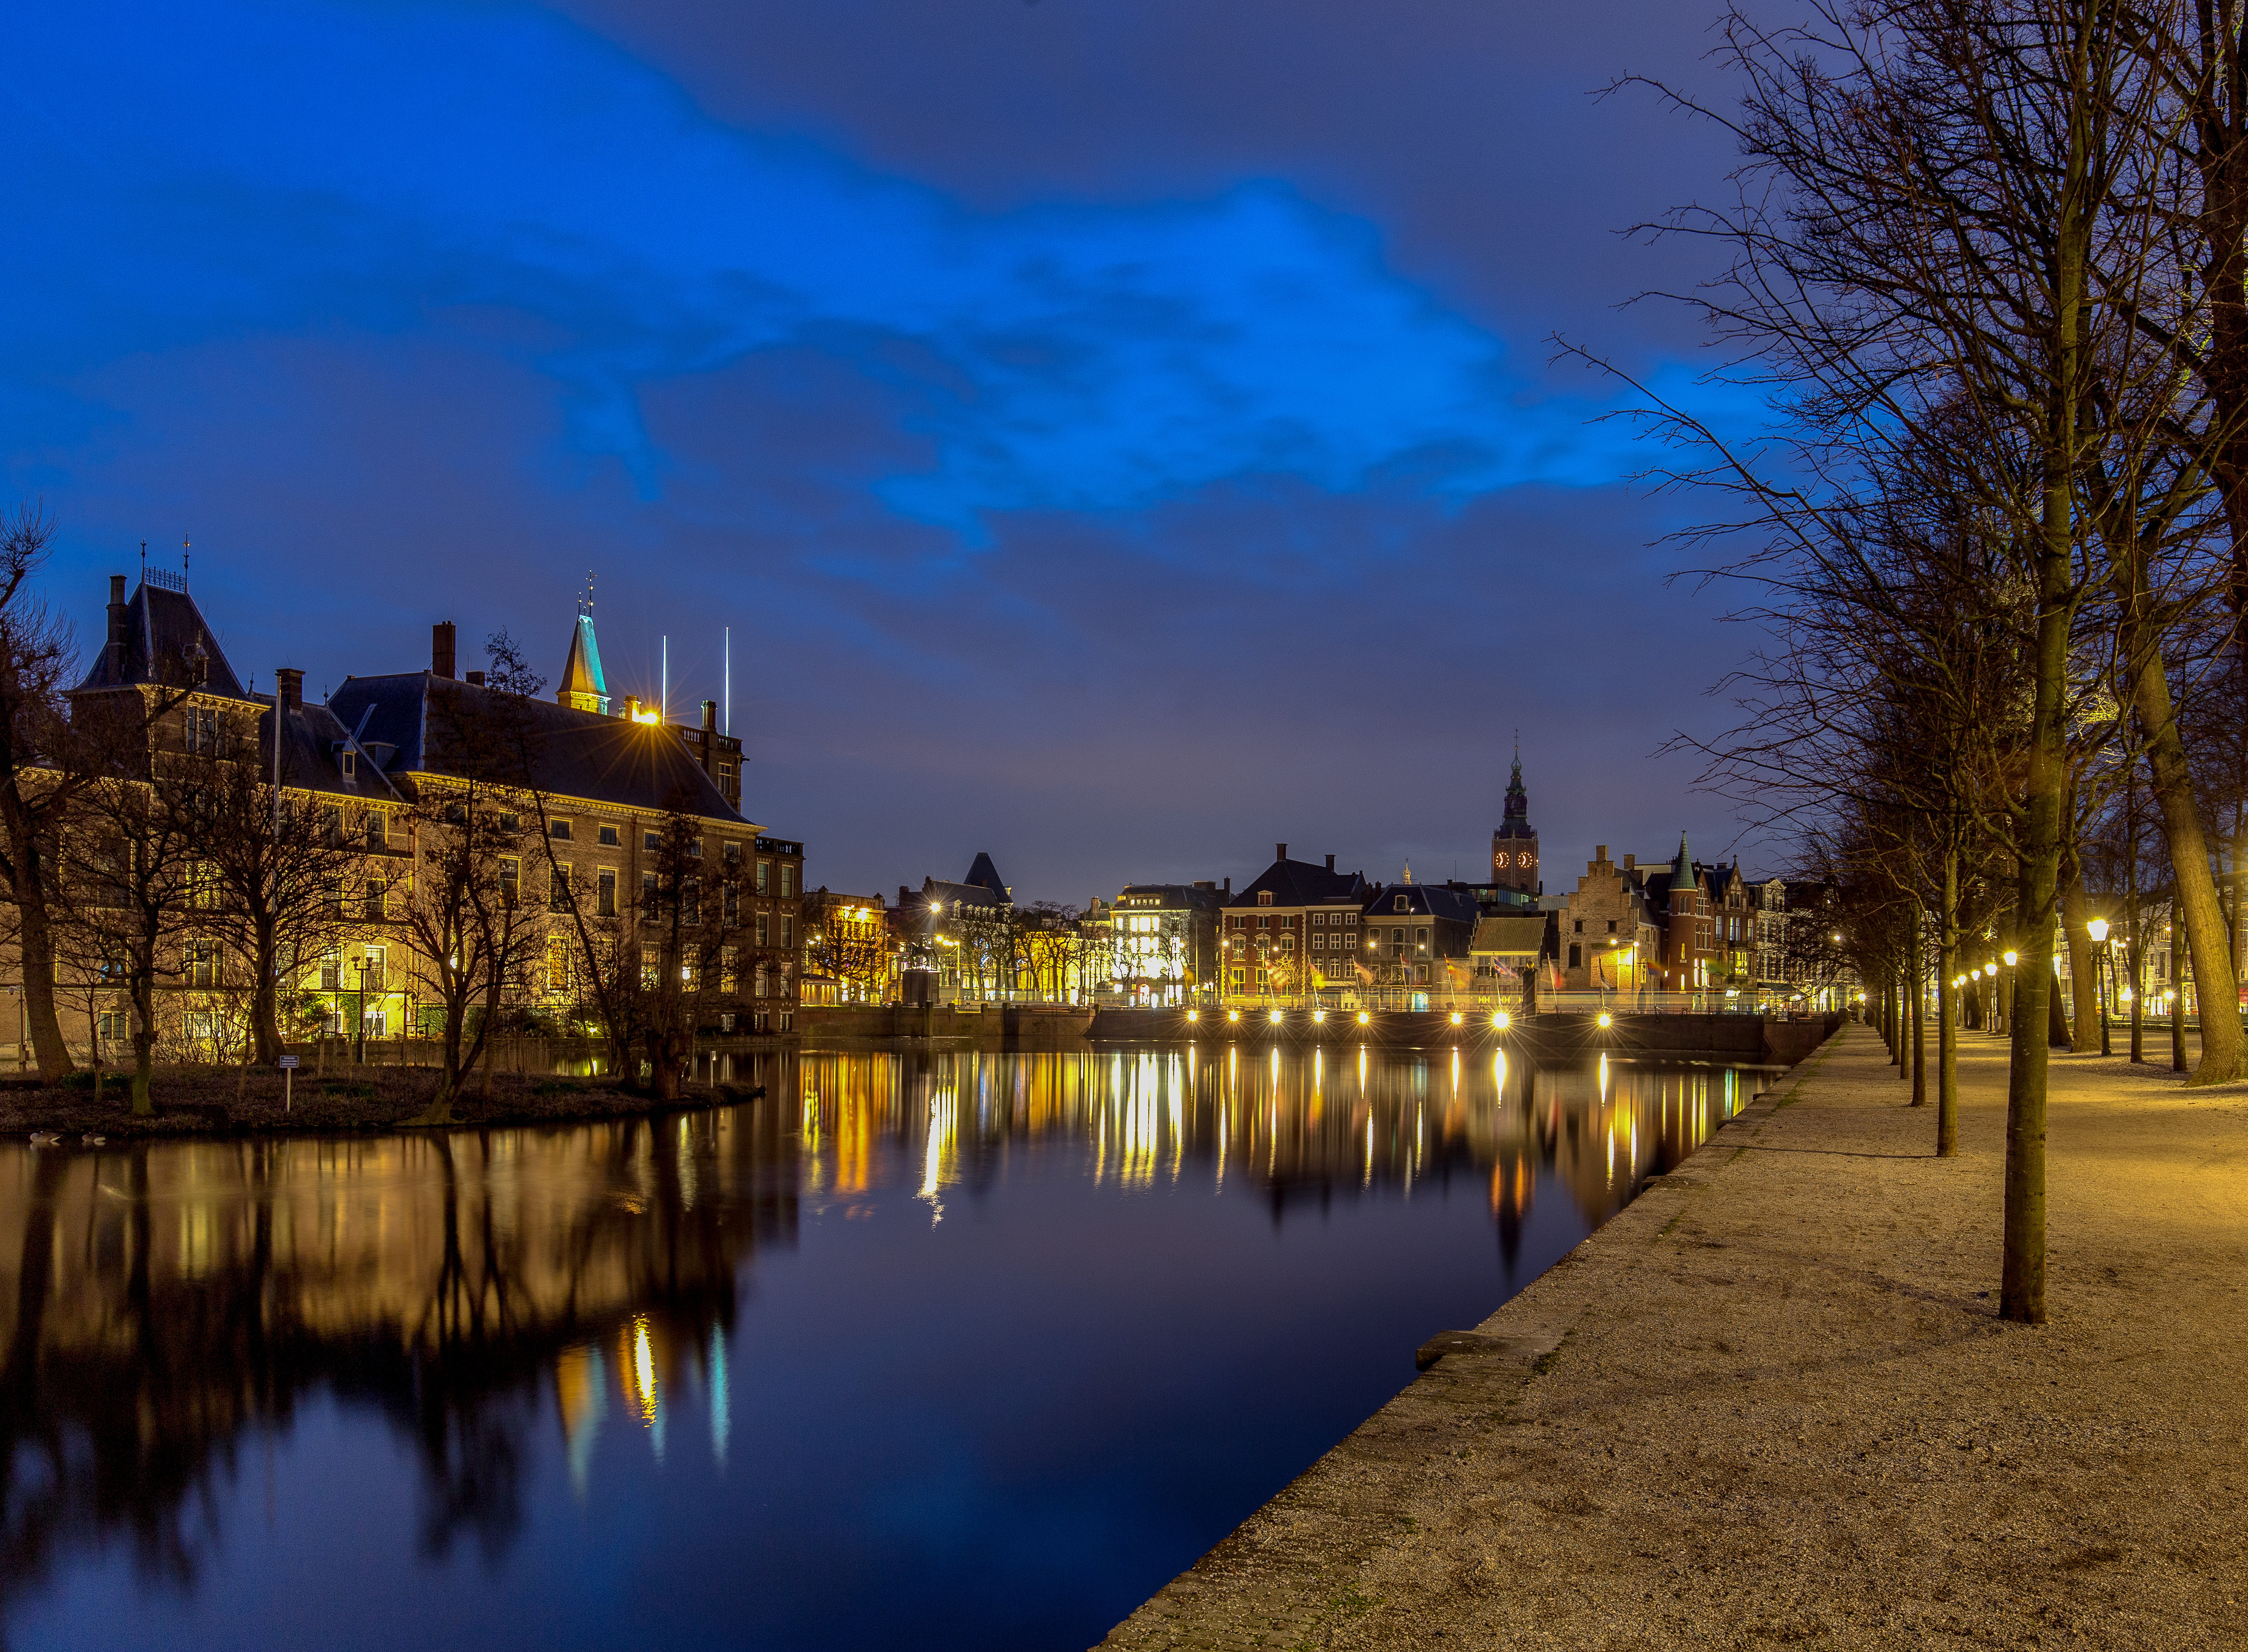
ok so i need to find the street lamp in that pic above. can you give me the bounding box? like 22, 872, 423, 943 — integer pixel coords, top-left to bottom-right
2088, 917, 2111, 1055
1984, 960, 2000, 1037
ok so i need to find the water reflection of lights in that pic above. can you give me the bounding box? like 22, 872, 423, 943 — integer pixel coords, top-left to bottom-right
918, 1092, 956, 1223
631, 1316, 658, 1425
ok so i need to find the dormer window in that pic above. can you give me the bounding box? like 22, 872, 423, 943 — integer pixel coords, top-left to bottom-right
1394, 895, 1408, 912
1257, 891, 1273, 907
339, 749, 355, 779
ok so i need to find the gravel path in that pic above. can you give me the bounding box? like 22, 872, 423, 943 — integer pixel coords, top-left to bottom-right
1097, 1024, 2248, 1650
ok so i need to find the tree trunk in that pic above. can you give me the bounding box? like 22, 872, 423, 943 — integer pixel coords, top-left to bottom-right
2061, 870, 2100, 1052
251, 916, 283, 1065
129, 997, 156, 1117
2172, 937, 2189, 1073
13, 869, 72, 1081
1938, 846, 1959, 1156
2128, 609, 2242, 1083
1911, 953, 1926, 1106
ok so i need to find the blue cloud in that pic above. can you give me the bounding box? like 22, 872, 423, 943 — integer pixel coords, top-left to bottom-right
0, 0, 1661, 537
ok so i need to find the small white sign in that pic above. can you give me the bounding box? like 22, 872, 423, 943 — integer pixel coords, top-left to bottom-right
278, 1056, 300, 1069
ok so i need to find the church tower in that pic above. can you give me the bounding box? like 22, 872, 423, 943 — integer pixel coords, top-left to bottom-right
557, 580, 610, 716
1490, 740, 1540, 895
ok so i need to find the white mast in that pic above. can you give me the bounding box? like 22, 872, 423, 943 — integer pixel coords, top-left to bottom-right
722, 628, 730, 735
660, 635, 668, 725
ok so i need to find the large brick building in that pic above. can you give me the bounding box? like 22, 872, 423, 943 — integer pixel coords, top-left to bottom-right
1558, 846, 1666, 991
1221, 845, 1368, 999
60, 569, 802, 1060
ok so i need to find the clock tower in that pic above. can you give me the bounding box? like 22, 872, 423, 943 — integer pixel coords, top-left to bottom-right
1490, 743, 1540, 896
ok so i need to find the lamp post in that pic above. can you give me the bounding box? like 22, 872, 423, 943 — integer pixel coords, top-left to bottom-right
2088, 917, 2111, 1055
1984, 960, 2000, 1037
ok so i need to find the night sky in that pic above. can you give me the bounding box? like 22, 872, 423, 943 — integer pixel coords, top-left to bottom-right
4, 1, 1768, 903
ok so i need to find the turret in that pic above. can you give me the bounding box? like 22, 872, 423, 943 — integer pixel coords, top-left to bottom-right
557, 580, 610, 715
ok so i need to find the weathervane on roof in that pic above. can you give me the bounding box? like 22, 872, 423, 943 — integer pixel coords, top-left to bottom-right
139, 540, 147, 584
182, 533, 190, 589
579, 571, 596, 619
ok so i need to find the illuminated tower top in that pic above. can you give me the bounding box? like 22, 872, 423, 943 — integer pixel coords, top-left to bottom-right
558, 576, 610, 716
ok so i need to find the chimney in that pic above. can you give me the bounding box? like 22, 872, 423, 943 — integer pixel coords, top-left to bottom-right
624, 694, 641, 721
274, 667, 303, 714
1624, 854, 1635, 870
432, 621, 456, 680
702, 699, 716, 732
1223, 877, 1231, 897
106, 575, 128, 677
1276, 842, 1288, 863
1326, 853, 1335, 872
465, 670, 486, 687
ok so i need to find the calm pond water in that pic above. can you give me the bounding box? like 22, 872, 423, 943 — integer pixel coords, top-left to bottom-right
0, 1045, 1754, 1652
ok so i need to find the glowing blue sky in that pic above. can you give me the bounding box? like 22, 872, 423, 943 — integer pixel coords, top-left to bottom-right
3, 0, 1766, 898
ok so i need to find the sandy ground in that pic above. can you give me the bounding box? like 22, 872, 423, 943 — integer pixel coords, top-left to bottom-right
1099, 1025, 2248, 1650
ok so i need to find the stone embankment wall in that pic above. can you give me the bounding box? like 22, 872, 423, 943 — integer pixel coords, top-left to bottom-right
798, 1004, 1096, 1050
1084, 1008, 1842, 1069
800, 1005, 1840, 1066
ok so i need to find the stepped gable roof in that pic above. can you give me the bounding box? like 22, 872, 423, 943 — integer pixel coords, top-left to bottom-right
1364, 882, 1481, 924
326, 672, 745, 822
1470, 914, 1548, 956
963, 851, 1009, 900
1229, 855, 1366, 908
76, 580, 251, 701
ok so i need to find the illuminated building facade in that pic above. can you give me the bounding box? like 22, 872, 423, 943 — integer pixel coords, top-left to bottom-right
1559, 847, 1665, 993
56, 571, 805, 1057
1221, 845, 1368, 1000
1109, 882, 1222, 1005
1358, 879, 1481, 994
802, 890, 894, 1004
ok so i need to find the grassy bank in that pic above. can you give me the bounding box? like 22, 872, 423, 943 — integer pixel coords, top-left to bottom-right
0, 1066, 758, 1137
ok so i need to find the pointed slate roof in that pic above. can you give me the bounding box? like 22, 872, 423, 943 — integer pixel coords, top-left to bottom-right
964, 851, 1009, 900
75, 580, 251, 701
1669, 832, 1697, 893
559, 610, 609, 715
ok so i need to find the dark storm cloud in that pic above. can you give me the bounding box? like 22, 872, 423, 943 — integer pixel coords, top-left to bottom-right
1, 0, 1772, 898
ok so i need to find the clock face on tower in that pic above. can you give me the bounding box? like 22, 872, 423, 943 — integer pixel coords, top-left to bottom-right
1494, 852, 1509, 868
1522, 851, 1537, 868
